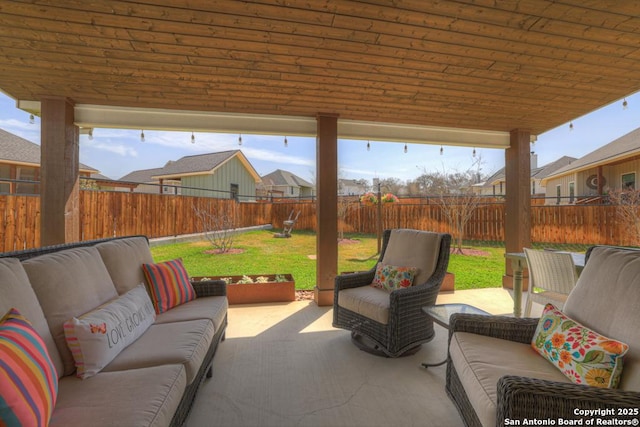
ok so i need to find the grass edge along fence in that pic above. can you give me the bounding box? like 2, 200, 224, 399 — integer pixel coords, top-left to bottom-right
0, 191, 628, 252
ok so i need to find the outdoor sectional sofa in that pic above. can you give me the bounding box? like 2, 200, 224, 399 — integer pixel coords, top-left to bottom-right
446, 245, 640, 426
0, 235, 228, 427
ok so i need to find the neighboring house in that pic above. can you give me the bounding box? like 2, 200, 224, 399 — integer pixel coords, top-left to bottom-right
119, 166, 181, 194
339, 179, 368, 196
0, 128, 98, 194
259, 169, 315, 200
542, 127, 640, 205
150, 150, 261, 201
476, 153, 577, 198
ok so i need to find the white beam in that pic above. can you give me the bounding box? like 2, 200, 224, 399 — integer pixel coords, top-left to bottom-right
18, 101, 534, 148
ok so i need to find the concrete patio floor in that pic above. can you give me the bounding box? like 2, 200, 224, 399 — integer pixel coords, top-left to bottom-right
185, 288, 542, 427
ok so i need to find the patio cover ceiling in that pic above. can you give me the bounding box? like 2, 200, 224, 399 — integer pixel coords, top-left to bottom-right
1, 1, 640, 147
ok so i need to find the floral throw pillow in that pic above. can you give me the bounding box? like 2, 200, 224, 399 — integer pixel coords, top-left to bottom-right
370, 263, 417, 291
531, 303, 629, 388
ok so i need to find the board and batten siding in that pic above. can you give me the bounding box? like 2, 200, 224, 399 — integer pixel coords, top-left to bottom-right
545, 157, 640, 204
544, 174, 576, 204
181, 156, 257, 201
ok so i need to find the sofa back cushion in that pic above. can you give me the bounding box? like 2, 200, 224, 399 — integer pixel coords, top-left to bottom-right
23, 246, 118, 377
95, 237, 154, 295
564, 246, 640, 391
381, 229, 442, 286
0, 258, 64, 377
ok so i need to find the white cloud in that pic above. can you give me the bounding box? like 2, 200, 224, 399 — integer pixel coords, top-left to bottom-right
241, 147, 314, 167
82, 139, 138, 157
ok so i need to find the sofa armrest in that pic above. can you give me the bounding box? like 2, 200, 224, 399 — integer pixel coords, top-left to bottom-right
449, 313, 539, 344
497, 375, 640, 424
191, 279, 227, 297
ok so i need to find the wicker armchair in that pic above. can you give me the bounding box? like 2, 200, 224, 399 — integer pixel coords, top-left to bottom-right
446, 245, 640, 427
333, 229, 451, 357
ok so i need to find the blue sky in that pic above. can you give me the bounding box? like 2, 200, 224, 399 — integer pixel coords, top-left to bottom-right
1, 91, 639, 183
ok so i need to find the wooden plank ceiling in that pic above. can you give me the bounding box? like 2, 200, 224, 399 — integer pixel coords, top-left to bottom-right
0, 0, 639, 136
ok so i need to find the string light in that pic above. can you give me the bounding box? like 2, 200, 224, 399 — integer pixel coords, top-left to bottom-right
191, 132, 195, 144
440, 145, 444, 155
238, 134, 243, 146
284, 136, 288, 147
403, 143, 408, 153
472, 148, 476, 158
569, 121, 574, 131
88, 129, 93, 141
366, 140, 370, 151
623, 98, 628, 110
29, 114, 34, 124
140, 130, 145, 143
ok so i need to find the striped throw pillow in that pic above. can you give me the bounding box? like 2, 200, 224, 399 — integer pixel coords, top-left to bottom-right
0, 308, 58, 427
142, 258, 196, 314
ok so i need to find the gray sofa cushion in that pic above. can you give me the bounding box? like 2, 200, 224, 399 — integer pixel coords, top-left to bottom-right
95, 237, 154, 295
52, 364, 186, 427
23, 246, 118, 377
564, 246, 640, 391
155, 296, 228, 331
0, 257, 64, 377
102, 319, 215, 384
449, 331, 570, 427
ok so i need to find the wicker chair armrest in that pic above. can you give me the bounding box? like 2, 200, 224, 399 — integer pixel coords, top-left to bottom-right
335, 269, 376, 291
389, 276, 440, 305
191, 279, 227, 297
497, 375, 640, 424
449, 314, 539, 344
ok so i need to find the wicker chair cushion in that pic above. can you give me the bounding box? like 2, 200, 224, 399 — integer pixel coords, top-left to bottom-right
381, 230, 442, 286
23, 247, 119, 377
0, 258, 64, 377
337, 286, 390, 325
564, 246, 640, 391
96, 237, 154, 295
449, 331, 570, 427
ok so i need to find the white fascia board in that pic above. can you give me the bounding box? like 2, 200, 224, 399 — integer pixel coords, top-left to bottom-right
338, 119, 515, 148
73, 105, 318, 136
20, 102, 535, 148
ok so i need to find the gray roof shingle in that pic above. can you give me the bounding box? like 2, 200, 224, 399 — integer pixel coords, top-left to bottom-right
155, 150, 238, 177
119, 167, 166, 183
261, 169, 313, 188
546, 127, 640, 179
0, 128, 98, 172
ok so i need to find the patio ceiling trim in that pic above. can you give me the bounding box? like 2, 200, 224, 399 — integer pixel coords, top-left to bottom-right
19, 101, 518, 148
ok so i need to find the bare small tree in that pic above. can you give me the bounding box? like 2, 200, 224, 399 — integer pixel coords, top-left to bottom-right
337, 195, 358, 240
608, 188, 640, 245
431, 155, 485, 254
436, 192, 482, 254
193, 204, 238, 253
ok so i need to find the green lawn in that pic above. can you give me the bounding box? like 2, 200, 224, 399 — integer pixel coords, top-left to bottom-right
150, 229, 510, 290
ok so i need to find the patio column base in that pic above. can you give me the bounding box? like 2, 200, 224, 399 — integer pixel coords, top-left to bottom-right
314, 287, 334, 306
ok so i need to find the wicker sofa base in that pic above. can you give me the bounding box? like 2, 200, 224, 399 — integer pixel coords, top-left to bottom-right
169, 314, 227, 427
445, 357, 483, 427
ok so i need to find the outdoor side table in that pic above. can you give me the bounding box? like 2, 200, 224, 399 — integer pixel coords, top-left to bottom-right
421, 303, 490, 368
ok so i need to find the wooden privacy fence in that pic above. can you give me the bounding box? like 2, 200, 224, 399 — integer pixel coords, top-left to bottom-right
0, 192, 632, 252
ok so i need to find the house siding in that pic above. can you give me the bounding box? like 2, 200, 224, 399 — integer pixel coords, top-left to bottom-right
545, 158, 640, 204
545, 174, 576, 204
181, 156, 256, 201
